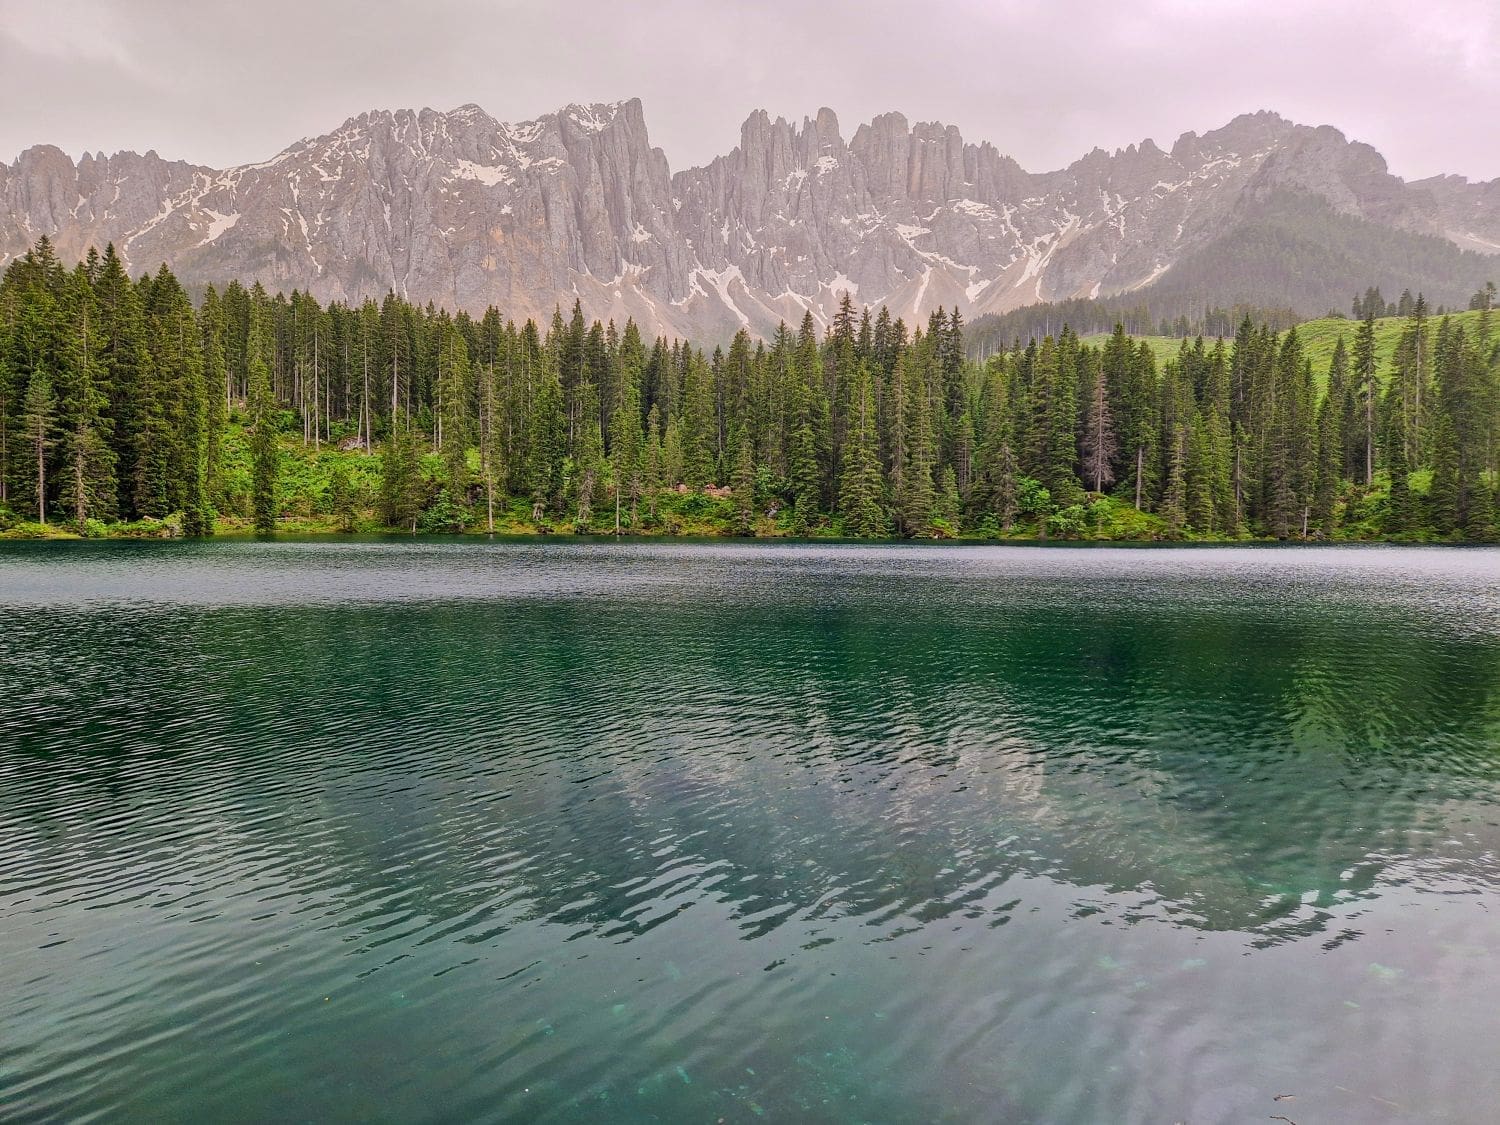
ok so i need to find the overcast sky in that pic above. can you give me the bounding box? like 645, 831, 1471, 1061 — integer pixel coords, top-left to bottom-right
3, 0, 1498, 181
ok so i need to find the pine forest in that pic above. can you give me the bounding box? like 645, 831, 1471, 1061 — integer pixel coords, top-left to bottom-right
2, 237, 1497, 542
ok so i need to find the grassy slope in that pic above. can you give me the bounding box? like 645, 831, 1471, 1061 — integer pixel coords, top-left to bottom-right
1077, 332, 1185, 366
1083, 308, 1493, 386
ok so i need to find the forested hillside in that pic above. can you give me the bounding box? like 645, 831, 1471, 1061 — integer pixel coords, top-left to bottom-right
2, 238, 1497, 542
1129, 191, 1500, 322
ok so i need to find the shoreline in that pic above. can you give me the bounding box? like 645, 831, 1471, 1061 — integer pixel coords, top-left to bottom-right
0, 518, 1484, 547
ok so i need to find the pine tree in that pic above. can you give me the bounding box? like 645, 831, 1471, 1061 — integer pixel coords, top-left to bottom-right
1160, 425, 1187, 535
528, 359, 565, 521
22, 369, 56, 524
1081, 361, 1116, 493
662, 416, 685, 492
937, 465, 961, 530
1312, 390, 1339, 537
380, 410, 420, 531
1200, 342, 1235, 535
146, 269, 211, 535
642, 405, 664, 521
1185, 420, 1215, 533
436, 318, 472, 497
94, 248, 158, 521
732, 428, 757, 535
1352, 312, 1378, 484
897, 369, 937, 536
572, 381, 603, 527
1326, 336, 1357, 484
1385, 408, 1414, 536
247, 345, 278, 535
329, 457, 356, 532
1261, 329, 1312, 538
787, 367, 821, 533
1032, 333, 1082, 505
477, 361, 503, 532
1427, 411, 1460, 536
609, 336, 645, 532
680, 351, 717, 488
0, 354, 13, 511
1392, 297, 1431, 466
1466, 480, 1497, 542
837, 363, 887, 537
57, 269, 116, 526
199, 285, 229, 506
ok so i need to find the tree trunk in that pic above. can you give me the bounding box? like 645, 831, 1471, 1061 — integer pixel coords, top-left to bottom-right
313, 325, 321, 452
363, 342, 371, 453
36, 435, 46, 525
1234, 445, 1243, 527
74, 439, 86, 525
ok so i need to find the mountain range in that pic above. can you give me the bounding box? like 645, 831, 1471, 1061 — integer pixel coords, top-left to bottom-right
3, 99, 1497, 341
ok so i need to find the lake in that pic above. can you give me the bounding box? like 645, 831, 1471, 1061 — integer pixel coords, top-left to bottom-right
2, 541, 1499, 1123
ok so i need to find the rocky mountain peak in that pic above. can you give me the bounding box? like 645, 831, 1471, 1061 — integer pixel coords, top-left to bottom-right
2, 100, 1497, 342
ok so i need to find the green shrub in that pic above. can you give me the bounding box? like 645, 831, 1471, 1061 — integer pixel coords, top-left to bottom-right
1017, 477, 1052, 517
1045, 504, 1089, 539
416, 488, 469, 534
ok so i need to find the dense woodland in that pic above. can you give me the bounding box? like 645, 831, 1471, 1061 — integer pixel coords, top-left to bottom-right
1, 237, 1497, 541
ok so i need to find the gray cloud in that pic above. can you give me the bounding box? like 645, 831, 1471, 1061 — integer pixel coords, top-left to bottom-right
2, 0, 1497, 181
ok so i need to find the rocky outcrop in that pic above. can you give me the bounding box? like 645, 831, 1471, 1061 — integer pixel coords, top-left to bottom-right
2, 102, 1496, 341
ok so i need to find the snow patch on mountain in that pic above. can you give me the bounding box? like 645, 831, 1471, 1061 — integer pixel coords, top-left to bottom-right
4, 99, 1497, 343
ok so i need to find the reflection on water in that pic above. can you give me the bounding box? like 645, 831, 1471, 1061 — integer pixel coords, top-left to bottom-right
2, 541, 1499, 1123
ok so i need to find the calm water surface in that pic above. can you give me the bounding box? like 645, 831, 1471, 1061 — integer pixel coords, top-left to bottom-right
2, 541, 1499, 1123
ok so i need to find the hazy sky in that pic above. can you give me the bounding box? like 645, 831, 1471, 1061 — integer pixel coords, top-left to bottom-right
3, 0, 1498, 181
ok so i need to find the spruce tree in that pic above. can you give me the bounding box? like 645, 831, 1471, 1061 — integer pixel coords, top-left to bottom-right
22, 369, 55, 524
1385, 409, 1414, 536
642, 405, 664, 522
681, 352, 717, 488
477, 361, 502, 532
57, 269, 116, 526
609, 337, 645, 531
1185, 421, 1214, 533
788, 372, 821, 533
662, 417, 685, 492
329, 457, 356, 532
1081, 362, 1116, 493
1312, 391, 1339, 537
732, 429, 757, 535
528, 359, 566, 521
380, 411, 420, 531
247, 346, 278, 535
1427, 411, 1460, 536
897, 373, 937, 537
572, 381, 603, 527
1160, 425, 1187, 535
837, 363, 887, 537
436, 318, 472, 498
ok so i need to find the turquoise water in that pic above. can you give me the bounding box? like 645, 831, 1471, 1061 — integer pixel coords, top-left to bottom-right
2, 541, 1499, 1123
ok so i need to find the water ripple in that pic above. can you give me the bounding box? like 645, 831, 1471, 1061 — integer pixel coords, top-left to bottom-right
2, 541, 1499, 1122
